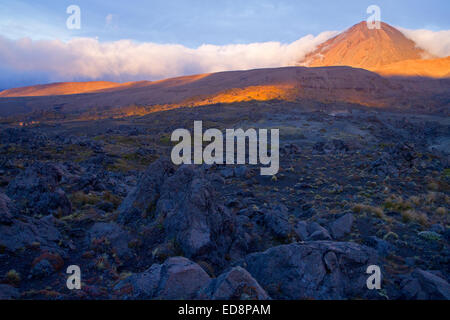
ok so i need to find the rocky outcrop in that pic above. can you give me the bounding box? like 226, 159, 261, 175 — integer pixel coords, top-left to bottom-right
329, 213, 354, 239
263, 205, 293, 240
114, 257, 270, 300
114, 257, 211, 299
201, 267, 270, 300
243, 241, 380, 300
87, 222, 133, 261
401, 269, 450, 300
154, 165, 235, 264
6, 162, 71, 217
0, 284, 20, 300
118, 159, 236, 267
0, 193, 62, 253
0, 193, 17, 225
293, 221, 332, 241
117, 158, 175, 224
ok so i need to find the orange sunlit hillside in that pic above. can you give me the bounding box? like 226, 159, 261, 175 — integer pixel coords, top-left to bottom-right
372, 56, 450, 78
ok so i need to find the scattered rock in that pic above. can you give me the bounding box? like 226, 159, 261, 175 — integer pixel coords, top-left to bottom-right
307, 222, 332, 240
201, 266, 269, 300
6, 162, 71, 217
87, 222, 132, 261
117, 158, 175, 224
114, 257, 211, 299
220, 168, 234, 178
30, 259, 54, 279
401, 269, 450, 300
363, 236, 392, 257
0, 212, 62, 254
329, 213, 354, 239
263, 205, 292, 240
0, 193, 16, 225
294, 221, 308, 241
0, 284, 20, 299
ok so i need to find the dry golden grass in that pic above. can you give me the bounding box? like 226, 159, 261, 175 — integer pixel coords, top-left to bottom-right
401, 210, 429, 226
353, 203, 386, 219
436, 207, 447, 216
5, 269, 21, 284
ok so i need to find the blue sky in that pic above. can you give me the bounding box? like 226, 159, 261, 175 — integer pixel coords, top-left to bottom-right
1, 0, 449, 46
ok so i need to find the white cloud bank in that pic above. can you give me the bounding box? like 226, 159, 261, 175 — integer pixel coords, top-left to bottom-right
0, 32, 336, 88
399, 27, 450, 57
0, 27, 449, 89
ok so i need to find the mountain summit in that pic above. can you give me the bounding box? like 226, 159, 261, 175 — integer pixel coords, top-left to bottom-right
299, 21, 433, 69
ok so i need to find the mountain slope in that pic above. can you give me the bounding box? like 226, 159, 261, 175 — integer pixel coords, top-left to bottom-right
0, 66, 449, 119
0, 81, 126, 98
299, 21, 435, 69
374, 56, 450, 78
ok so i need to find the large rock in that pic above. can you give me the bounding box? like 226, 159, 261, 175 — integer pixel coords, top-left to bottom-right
134, 163, 234, 266
6, 162, 71, 217
0, 193, 16, 225
117, 159, 237, 267
117, 158, 175, 224
243, 241, 379, 299
307, 222, 332, 240
0, 284, 20, 299
114, 257, 211, 299
0, 195, 62, 253
87, 222, 132, 261
201, 266, 270, 300
314, 139, 349, 154
363, 236, 392, 257
329, 213, 354, 239
294, 221, 309, 241
293, 221, 332, 241
263, 205, 293, 240
401, 269, 450, 300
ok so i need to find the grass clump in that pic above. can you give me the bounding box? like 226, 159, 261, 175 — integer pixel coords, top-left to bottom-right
353, 203, 385, 219
436, 207, 447, 216
70, 191, 101, 208
5, 269, 21, 285
401, 210, 429, 226
384, 195, 412, 212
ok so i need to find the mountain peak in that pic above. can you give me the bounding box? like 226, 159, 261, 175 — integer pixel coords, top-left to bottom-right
299, 21, 432, 69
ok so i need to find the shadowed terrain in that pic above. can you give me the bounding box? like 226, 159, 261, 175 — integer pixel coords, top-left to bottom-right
0, 100, 449, 300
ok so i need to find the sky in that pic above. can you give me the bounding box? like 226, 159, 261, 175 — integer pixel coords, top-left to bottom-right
0, 0, 449, 89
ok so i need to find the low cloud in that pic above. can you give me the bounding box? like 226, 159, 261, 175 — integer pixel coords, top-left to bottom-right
1, 27, 449, 90
0, 32, 337, 88
399, 28, 450, 57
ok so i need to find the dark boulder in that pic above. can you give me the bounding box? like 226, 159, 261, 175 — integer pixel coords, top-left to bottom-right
0, 284, 20, 300
114, 257, 211, 299
154, 165, 235, 264
0, 197, 62, 254
6, 162, 71, 217
0, 193, 16, 225
87, 222, 133, 261
401, 269, 450, 300
263, 205, 293, 240
243, 241, 379, 299
307, 222, 332, 240
363, 236, 392, 257
117, 158, 175, 224
329, 213, 354, 239
201, 266, 269, 300
30, 259, 55, 279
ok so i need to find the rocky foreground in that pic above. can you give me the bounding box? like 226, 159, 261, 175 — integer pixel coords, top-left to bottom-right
0, 101, 449, 299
